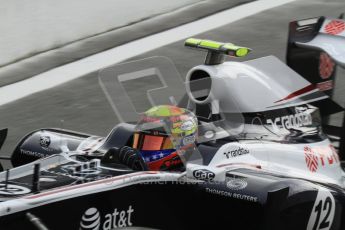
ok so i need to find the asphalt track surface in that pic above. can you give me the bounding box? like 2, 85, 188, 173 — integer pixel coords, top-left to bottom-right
1, 0, 345, 169
0, 0, 252, 86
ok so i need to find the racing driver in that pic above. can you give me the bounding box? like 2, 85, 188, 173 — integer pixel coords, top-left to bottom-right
132, 105, 198, 171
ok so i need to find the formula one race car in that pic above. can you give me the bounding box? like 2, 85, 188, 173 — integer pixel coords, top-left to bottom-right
1, 37, 345, 230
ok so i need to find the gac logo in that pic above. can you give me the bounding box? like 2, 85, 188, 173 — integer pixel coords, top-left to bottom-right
193, 169, 215, 181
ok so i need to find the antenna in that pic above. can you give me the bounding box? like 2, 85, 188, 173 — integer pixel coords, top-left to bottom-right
32, 163, 41, 193
185, 38, 251, 65
5, 169, 9, 190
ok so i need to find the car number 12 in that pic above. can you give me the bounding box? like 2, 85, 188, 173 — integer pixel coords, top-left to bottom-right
307, 187, 335, 230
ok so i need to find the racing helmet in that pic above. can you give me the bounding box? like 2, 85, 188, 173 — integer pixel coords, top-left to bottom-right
133, 105, 198, 171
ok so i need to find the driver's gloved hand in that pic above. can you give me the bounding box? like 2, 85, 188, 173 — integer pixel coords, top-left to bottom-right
119, 146, 148, 171
102, 146, 148, 171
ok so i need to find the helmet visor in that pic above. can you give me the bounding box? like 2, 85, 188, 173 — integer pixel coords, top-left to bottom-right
133, 132, 174, 151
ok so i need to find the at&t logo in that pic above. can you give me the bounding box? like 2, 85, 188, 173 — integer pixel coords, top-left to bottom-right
80, 207, 100, 230
80, 206, 134, 230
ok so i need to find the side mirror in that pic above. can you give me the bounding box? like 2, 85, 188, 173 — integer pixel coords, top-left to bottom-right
186, 163, 226, 182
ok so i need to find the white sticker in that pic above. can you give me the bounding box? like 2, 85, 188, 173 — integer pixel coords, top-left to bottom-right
0, 184, 31, 195
180, 119, 195, 131
307, 187, 335, 230
226, 178, 248, 190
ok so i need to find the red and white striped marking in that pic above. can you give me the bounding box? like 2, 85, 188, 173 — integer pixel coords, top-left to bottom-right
317, 80, 333, 91
274, 84, 316, 103
304, 146, 318, 172
319, 52, 335, 80
324, 20, 345, 35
